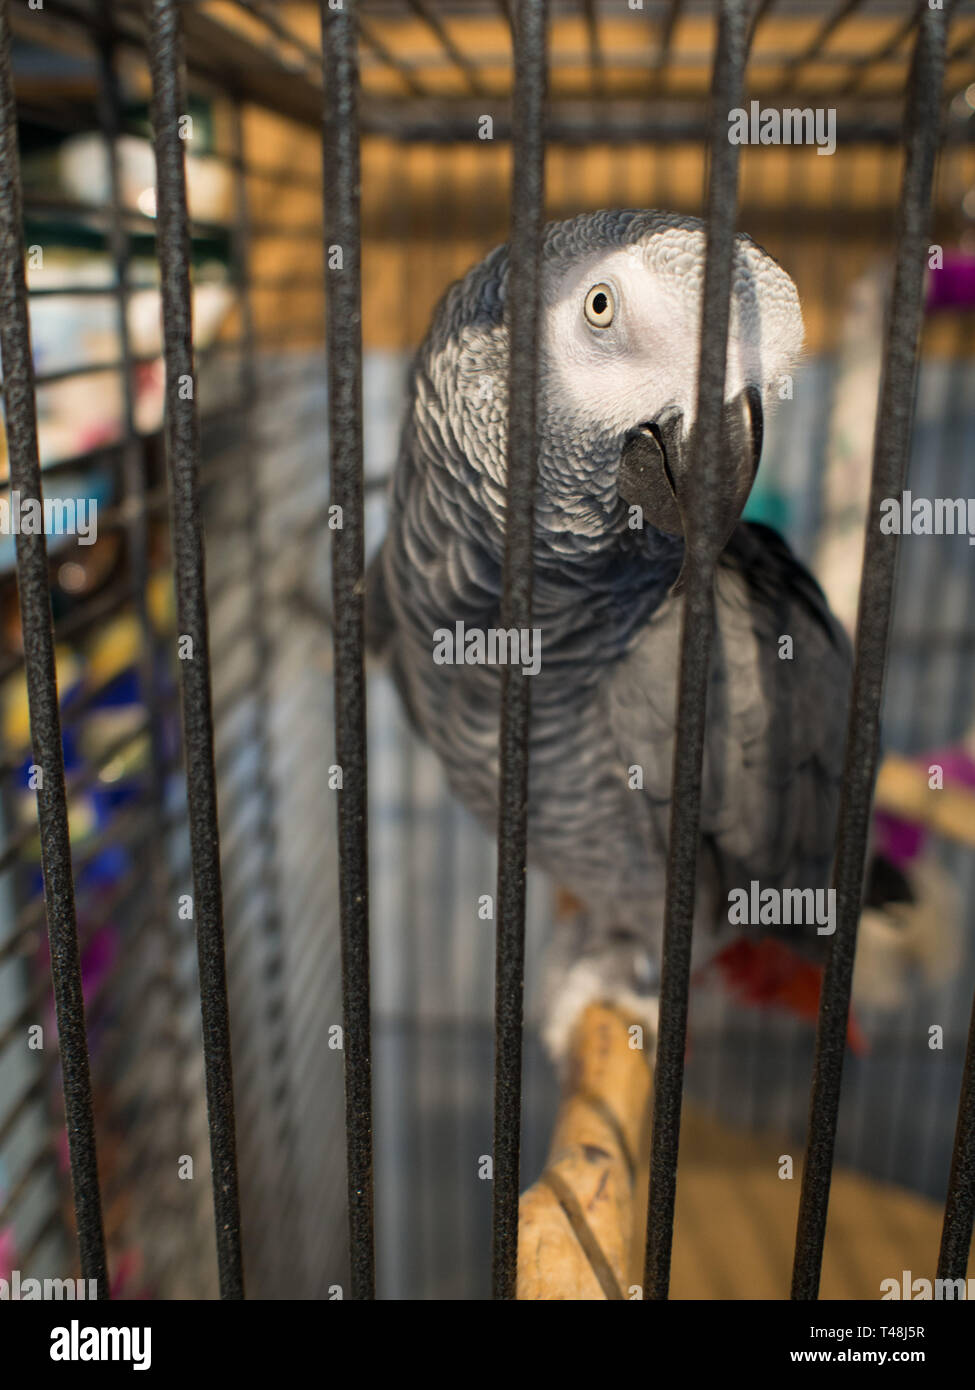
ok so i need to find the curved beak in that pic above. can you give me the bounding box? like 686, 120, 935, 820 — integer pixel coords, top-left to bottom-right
618, 386, 763, 591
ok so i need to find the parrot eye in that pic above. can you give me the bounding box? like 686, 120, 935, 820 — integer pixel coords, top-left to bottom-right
584, 282, 615, 329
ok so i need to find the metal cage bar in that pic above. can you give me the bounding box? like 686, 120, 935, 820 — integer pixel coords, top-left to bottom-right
791, 5, 949, 1301
642, 0, 748, 1302
940, 990, 975, 1280
492, 0, 548, 1302
145, 0, 244, 1301
583, 0, 605, 98
94, 16, 185, 1195
320, 0, 376, 1303
228, 97, 305, 1293
407, 0, 487, 97
654, 0, 684, 76
779, 0, 867, 83
0, 0, 108, 1298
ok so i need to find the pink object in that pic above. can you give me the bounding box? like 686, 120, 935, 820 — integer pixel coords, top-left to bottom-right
0, 1225, 17, 1282
927, 252, 975, 312
876, 744, 975, 868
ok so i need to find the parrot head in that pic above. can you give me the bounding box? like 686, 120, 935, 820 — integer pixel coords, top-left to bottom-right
419, 208, 804, 573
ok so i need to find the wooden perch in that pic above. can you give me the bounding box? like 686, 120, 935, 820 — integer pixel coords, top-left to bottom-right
515, 751, 975, 1300
517, 1003, 652, 1300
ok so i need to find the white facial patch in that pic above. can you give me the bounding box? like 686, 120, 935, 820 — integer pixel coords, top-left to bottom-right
541, 227, 804, 441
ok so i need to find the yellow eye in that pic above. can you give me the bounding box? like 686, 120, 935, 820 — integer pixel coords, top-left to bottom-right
584, 282, 615, 328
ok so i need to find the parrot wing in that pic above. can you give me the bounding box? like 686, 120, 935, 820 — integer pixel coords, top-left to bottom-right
607, 520, 853, 950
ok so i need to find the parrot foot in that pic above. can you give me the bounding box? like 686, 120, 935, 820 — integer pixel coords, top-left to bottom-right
541, 929, 660, 1068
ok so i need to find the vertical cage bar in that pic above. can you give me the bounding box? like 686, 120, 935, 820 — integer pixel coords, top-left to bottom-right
0, 0, 108, 1296
492, 0, 548, 1302
229, 97, 303, 1294
320, 0, 375, 1302
939, 991, 975, 1280
643, 0, 747, 1301
97, 8, 201, 1278
145, 0, 244, 1300
791, 6, 947, 1301
96, 8, 172, 968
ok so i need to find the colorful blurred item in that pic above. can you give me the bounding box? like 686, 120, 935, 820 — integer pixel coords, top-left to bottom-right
711, 733, 975, 1039
0, 1223, 16, 1284
58, 130, 233, 225
712, 937, 868, 1054
926, 250, 975, 313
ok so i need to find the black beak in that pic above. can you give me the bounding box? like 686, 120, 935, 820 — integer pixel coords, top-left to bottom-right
618, 386, 763, 589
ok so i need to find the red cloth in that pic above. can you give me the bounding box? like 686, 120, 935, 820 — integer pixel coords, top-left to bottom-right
711, 938, 867, 1054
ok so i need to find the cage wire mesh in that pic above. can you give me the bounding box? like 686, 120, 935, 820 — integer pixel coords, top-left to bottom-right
0, 0, 973, 1303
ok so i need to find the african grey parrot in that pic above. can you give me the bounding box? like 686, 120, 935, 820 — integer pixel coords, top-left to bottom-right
366, 208, 923, 1058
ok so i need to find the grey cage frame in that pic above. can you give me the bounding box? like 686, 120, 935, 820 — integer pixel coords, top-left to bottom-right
0, 0, 972, 1303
